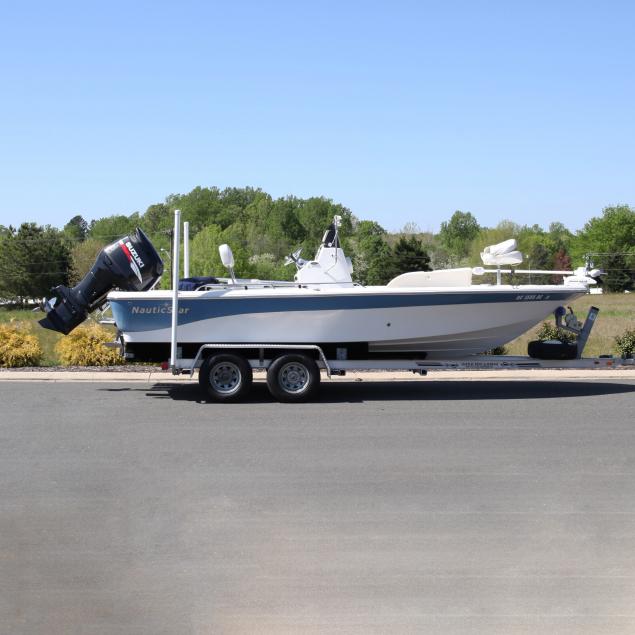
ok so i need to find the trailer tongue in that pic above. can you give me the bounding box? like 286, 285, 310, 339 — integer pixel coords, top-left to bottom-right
39, 228, 163, 335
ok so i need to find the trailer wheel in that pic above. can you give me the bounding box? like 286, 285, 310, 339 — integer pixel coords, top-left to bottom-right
199, 353, 253, 401
266, 354, 320, 402
528, 339, 578, 360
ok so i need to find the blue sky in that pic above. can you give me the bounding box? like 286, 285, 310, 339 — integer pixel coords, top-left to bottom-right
0, 0, 633, 232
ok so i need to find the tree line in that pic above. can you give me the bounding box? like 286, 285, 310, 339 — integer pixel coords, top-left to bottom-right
1, 186, 634, 303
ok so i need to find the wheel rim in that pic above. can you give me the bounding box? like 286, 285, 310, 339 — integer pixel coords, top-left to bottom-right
279, 362, 310, 394
210, 362, 242, 395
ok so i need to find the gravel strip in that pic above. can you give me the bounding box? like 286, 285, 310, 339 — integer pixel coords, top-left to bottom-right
0, 365, 159, 373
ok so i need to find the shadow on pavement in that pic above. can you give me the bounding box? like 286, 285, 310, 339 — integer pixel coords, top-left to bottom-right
96, 378, 635, 404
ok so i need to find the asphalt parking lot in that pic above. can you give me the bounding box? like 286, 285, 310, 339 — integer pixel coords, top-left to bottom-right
2, 378, 635, 634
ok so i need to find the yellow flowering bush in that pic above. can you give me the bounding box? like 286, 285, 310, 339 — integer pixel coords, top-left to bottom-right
0, 323, 43, 367
55, 323, 123, 366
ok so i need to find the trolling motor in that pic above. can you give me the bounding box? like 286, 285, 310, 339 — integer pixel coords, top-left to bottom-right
39, 228, 163, 335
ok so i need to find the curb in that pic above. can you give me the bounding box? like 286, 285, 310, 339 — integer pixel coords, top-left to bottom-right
1, 369, 634, 383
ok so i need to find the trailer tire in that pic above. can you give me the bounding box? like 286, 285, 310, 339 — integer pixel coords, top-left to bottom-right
199, 353, 253, 401
528, 339, 578, 360
266, 354, 320, 402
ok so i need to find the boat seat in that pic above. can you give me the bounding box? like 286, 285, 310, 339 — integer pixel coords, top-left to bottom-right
387, 268, 473, 288
480, 239, 523, 266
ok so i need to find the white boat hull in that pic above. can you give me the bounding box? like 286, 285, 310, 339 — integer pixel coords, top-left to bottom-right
109, 285, 586, 359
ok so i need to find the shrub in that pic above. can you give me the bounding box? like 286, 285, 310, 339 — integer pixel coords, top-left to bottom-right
482, 345, 508, 355
534, 321, 577, 344
55, 323, 123, 366
615, 329, 635, 358
0, 322, 43, 367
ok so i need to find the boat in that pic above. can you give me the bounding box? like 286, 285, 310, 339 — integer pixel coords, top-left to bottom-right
39, 215, 599, 363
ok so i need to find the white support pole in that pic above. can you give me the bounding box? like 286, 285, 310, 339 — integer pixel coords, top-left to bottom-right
183, 221, 190, 279
170, 209, 181, 372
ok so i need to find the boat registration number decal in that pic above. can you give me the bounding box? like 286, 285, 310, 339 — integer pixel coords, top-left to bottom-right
515, 294, 551, 301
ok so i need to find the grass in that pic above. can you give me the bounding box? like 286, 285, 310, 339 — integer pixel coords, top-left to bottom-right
1, 293, 634, 365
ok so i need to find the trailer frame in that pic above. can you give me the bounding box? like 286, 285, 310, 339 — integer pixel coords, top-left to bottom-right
168, 303, 632, 380
173, 347, 631, 378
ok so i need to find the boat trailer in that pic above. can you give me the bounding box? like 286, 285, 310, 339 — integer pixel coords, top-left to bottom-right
157, 210, 632, 402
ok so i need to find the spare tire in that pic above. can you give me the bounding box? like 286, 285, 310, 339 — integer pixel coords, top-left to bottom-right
528, 339, 578, 360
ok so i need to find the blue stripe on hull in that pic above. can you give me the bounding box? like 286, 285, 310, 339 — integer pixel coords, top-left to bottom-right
110, 290, 581, 333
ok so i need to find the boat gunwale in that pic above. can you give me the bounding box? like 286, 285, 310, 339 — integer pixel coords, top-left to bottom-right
108, 283, 588, 302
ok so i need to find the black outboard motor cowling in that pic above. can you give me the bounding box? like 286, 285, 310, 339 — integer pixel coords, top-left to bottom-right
39, 228, 163, 335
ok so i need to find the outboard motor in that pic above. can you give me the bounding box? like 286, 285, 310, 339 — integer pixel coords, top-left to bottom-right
39, 228, 163, 335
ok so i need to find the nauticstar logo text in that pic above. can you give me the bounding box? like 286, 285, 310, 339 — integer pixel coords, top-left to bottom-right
131, 305, 191, 314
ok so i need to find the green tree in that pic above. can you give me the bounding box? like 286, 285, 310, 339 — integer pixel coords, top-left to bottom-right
219, 222, 261, 277
572, 205, 635, 291
248, 253, 291, 281
439, 211, 481, 261
352, 221, 393, 285
516, 225, 552, 283
69, 238, 105, 285
297, 197, 353, 252
63, 215, 88, 242
0, 224, 71, 302
143, 203, 171, 234
88, 213, 141, 243
269, 196, 306, 245
526, 242, 552, 283
548, 222, 574, 252
391, 236, 431, 275
173, 186, 224, 230
189, 224, 225, 279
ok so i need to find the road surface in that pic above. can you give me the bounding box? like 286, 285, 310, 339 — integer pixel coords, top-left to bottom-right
1, 378, 635, 634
